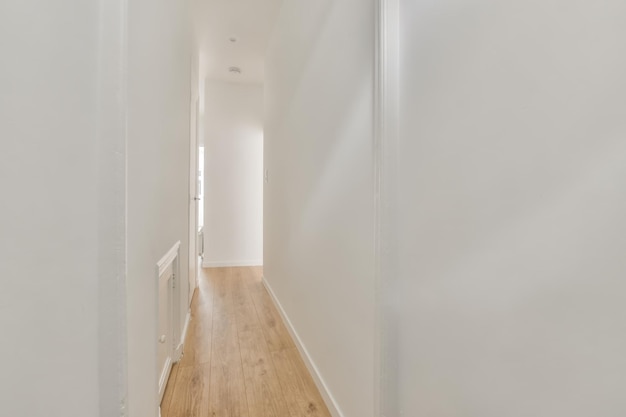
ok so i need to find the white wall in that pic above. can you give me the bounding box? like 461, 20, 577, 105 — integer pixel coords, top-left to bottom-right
264, 1, 376, 416
203, 81, 264, 267
0, 0, 125, 416
1, 1, 193, 416
126, 0, 192, 416
392, 1, 626, 415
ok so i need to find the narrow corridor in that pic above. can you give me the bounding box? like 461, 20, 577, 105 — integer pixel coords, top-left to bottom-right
161, 267, 331, 417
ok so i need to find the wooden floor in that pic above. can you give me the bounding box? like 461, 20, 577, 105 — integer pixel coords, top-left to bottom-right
161, 267, 332, 417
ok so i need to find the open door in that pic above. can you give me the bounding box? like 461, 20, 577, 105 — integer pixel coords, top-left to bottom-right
188, 98, 200, 302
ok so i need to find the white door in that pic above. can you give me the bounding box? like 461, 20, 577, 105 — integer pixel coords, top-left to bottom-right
188, 99, 200, 301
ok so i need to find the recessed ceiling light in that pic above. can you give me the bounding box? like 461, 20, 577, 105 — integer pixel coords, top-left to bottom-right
228, 66, 242, 74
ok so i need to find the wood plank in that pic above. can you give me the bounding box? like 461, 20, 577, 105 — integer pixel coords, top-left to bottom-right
248, 283, 296, 352
232, 268, 261, 333
210, 268, 231, 312
166, 364, 210, 417
272, 348, 332, 417
160, 362, 179, 416
208, 268, 250, 417
211, 269, 239, 356
193, 268, 215, 310
239, 325, 290, 417
243, 266, 263, 285
179, 302, 212, 368
179, 269, 214, 368
208, 359, 250, 417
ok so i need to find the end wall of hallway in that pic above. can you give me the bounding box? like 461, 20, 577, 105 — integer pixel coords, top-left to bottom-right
202, 81, 264, 269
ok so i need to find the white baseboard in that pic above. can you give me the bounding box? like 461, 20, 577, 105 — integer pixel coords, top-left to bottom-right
175, 310, 191, 361
262, 276, 344, 417
158, 356, 172, 402
202, 259, 263, 268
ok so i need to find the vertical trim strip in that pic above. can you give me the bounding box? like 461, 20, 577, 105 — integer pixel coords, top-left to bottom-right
374, 0, 400, 416
97, 0, 128, 415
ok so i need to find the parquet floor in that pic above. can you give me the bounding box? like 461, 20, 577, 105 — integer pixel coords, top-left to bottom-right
161, 267, 332, 417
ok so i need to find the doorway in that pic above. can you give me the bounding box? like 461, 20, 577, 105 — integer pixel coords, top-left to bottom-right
200, 81, 264, 269
188, 99, 201, 301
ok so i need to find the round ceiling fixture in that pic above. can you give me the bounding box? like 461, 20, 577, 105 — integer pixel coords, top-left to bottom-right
228, 66, 242, 74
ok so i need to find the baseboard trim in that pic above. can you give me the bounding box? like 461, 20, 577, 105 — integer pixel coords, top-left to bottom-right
175, 310, 191, 361
262, 276, 344, 417
202, 260, 263, 268
158, 356, 172, 403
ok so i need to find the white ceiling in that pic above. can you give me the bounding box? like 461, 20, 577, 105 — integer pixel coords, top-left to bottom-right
193, 0, 283, 84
